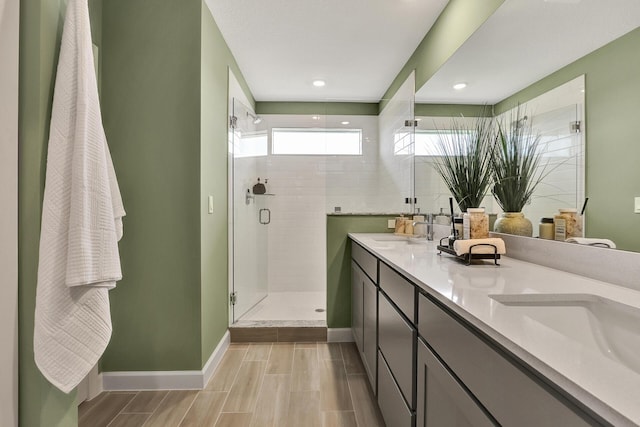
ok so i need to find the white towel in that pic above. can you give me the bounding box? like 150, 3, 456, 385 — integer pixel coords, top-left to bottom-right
453, 238, 506, 256
34, 0, 125, 394
566, 237, 616, 249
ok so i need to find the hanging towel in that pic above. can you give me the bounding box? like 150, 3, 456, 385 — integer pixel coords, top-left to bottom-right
34, 0, 125, 394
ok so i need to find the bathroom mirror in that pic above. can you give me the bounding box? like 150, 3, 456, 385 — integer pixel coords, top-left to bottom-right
415, 76, 585, 233
413, 0, 640, 252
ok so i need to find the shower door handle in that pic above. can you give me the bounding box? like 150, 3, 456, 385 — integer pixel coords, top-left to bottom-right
259, 208, 271, 225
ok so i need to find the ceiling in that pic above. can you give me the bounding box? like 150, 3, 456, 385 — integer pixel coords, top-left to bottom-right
415, 0, 640, 104
205, 0, 449, 102
208, 0, 640, 105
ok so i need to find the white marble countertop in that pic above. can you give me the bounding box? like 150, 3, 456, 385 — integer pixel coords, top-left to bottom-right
349, 233, 640, 427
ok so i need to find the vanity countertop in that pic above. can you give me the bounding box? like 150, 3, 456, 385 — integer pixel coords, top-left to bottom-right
349, 233, 640, 427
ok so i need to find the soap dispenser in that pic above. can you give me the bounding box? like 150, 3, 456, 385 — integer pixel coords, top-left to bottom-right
252, 178, 266, 195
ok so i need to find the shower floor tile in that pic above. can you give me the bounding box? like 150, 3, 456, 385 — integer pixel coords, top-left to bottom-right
238, 292, 326, 322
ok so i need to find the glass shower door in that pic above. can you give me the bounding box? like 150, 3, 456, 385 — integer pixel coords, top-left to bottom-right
231, 98, 269, 323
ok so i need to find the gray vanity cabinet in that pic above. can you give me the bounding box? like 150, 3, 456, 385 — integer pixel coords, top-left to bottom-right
351, 243, 378, 391
362, 273, 377, 389
349, 237, 605, 427
418, 293, 597, 427
416, 338, 496, 427
351, 260, 364, 352
377, 263, 416, 427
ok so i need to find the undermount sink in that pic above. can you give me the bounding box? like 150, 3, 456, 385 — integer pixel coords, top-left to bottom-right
490, 293, 640, 375
372, 235, 410, 242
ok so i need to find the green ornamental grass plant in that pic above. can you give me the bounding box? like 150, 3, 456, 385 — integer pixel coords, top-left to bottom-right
431, 115, 495, 212
491, 107, 548, 213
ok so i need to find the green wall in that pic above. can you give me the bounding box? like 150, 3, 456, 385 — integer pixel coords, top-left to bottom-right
101, 0, 203, 372
495, 27, 640, 252
326, 215, 397, 328
415, 103, 491, 118
381, 0, 504, 111
200, 4, 254, 366
18, 0, 103, 424
100, 0, 254, 372
256, 102, 378, 116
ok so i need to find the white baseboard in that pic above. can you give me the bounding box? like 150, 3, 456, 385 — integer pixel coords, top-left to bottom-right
202, 330, 230, 388
102, 331, 230, 391
327, 328, 354, 342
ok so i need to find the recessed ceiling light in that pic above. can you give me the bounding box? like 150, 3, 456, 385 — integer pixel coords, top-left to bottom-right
312, 80, 326, 87
341, 121, 350, 125
453, 82, 467, 90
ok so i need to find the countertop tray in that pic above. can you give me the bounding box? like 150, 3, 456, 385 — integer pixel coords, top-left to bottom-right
437, 238, 500, 266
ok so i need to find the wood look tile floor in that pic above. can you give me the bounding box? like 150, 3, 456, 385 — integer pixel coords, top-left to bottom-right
79, 342, 385, 427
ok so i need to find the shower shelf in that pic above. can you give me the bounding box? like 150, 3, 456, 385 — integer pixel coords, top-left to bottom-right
245, 190, 276, 205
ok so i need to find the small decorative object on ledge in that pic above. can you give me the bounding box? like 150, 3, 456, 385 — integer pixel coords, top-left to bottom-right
252, 178, 266, 194
494, 212, 532, 237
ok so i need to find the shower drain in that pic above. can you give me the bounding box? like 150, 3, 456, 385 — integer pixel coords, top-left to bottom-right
315, 308, 325, 313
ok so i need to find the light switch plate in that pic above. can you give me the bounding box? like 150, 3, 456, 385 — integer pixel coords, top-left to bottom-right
208, 196, 214, 214
635, 197, 640, 214
387, 219, 396, 229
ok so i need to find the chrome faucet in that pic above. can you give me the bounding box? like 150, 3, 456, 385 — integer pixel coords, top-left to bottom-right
413, 213, 434, 241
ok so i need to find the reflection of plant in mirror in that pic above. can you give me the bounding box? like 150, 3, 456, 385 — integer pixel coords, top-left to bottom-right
431, 115, 495, 212
491, 106, 549, 213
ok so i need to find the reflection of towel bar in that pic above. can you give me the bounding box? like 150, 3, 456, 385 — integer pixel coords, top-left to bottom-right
588, 243, 612, 248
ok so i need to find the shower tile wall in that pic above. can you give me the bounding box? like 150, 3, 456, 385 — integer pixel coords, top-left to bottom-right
261, 115, 380, 294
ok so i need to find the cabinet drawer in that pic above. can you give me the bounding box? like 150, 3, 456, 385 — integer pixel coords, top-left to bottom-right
378, 350, 413, 427
417, 338, 496, 427
352, 242, 377, 283
378, 292, 415, 407
418, 293, 594, 427
363, 275, 377, 392
351, 261, 363, 352
379, 262, 414, 322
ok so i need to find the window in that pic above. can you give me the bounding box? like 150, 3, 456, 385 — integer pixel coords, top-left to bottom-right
415, 130, 483, 156
393, 131, 413, 155
271, 128, 362, 155
234, 131, 268, 158
415, 130, 453, 156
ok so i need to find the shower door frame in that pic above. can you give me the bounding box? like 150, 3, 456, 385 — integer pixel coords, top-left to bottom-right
228, 96, 269, 324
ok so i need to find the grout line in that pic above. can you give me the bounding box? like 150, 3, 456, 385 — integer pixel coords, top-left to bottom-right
344, 371, 361, 427
173, 391, 199, 427
140, 390, 172, 427
104, 391, 139, 427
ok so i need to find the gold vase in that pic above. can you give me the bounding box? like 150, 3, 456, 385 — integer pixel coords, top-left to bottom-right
493, 212, 532, 237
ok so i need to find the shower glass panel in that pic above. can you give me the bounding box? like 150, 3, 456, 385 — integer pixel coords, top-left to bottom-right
523, 103, 585, 225
377, 73, 416, 214
231, 98, 269, 323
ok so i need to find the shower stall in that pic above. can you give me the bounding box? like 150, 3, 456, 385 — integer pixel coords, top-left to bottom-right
229, 98, 329, 325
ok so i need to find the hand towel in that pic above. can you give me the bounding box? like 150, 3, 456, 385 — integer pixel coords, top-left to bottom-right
565, 237, 616, 249
34, 0, 125, 394
453, 238, 506, 256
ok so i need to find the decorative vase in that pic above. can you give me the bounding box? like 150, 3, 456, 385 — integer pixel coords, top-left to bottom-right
493, 212, 533, 237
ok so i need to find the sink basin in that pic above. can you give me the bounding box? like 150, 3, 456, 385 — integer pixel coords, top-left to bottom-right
490, 293, 640, 374
372, 235, 409, 242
